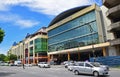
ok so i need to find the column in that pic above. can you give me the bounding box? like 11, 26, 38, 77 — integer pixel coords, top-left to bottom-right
37, 53, 39, 64
48, 55, 50, 62
33, 53, 35, 64
33, 40, 35, 64
28, 52, 30, 64
67, 52, 70, 61
103, 47, 106, 57
51, 54, 53, 60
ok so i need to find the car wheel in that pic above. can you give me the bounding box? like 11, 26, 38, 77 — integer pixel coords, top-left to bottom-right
93, 71, 99, 77
65, 66, 67, 68
74, 70, 79, 75
39, 65, 41, 68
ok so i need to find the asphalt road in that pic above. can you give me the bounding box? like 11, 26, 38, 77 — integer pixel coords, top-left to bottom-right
0, 65, 120, 77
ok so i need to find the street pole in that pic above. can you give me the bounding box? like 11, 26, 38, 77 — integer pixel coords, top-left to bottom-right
87, 23, 96, 62
23, 42, 25, 69
80, 21, 96, 62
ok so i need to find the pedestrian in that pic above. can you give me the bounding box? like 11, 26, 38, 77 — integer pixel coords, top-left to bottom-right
23, 63, 25, 69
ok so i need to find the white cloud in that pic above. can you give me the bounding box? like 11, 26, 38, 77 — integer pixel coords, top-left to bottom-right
0, 13, 39, 28
15, 19, 39, 28
0, 0, 96, 16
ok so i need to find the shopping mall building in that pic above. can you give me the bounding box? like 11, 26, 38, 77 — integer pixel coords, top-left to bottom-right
47, 4, 110, 63
7, 3, 120, 65
8, 27, 48, 64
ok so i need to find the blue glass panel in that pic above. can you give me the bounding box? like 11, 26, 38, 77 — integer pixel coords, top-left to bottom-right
48, 11, 96, 37
48, 10, 100, 52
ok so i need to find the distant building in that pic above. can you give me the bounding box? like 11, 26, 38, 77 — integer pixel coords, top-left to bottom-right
47, 4, 110, 63
103, 0, 120, 56
8, 27, 48, 64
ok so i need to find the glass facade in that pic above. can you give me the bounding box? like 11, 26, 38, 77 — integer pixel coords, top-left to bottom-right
34, 38, 47, 53
30, 47, 33, 54
48, 11, 100, 52
30, 40, 33, 45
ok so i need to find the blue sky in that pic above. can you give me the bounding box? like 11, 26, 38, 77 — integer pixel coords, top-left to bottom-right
0, 0, 102, 55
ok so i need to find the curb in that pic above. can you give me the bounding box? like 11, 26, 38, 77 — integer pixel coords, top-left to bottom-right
110, 68, 120, 71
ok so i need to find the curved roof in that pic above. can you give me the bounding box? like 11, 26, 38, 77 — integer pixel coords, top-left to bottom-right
48, 5, 90, 27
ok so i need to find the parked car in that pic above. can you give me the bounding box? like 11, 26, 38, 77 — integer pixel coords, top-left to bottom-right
25, 64, 32, 67
9, 63, 15, 66
14, 61, 22, 66
67, 63, 76, 71
38, 62, 50, 68
64, 61, 74, 68
72, 62, 109, 77
0, 62, 9, 66
91, 62, 109, 71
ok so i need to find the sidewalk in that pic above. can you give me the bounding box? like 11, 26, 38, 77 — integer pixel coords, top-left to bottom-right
110, 67, 120, 71
50, 65, 64, 68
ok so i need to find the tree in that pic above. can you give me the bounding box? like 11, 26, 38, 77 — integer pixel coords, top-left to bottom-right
0, 28, 5, 43
4, 56, 10, 62
8, 54, 17, 61
0, 54, 6, 61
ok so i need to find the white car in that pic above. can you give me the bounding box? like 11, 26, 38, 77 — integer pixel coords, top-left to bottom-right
67, 63, 75, 71
38, 62, 50, 68
25, 64, 32, 67
72, 62, 109, 77
91, 62, 109, 71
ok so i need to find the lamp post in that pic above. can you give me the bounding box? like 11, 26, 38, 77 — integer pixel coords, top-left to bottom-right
80, 22, 95, 62
23, 42, 25, 69
87, 23, 96, 62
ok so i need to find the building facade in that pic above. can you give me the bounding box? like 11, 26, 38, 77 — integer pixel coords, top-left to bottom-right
47, 4, 110, 63
8, 27, 48, 64
103, 0, 120, 56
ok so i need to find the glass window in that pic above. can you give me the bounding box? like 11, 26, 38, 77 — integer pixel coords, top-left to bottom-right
30, 40, 33, 45
85, 63, 92, 67
48, 11, 96, 37
48, 11, 100, 52
78, 63, 84, 66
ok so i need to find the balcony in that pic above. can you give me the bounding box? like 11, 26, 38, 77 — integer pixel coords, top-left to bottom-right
110, 38, 120, 46
103, 0, 120, 8
108, 21, 120, 32
106, 4, 120, 20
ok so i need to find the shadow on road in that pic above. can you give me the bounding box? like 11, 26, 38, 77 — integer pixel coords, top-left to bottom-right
0, 72, 16, 77
76, 74, 110, 77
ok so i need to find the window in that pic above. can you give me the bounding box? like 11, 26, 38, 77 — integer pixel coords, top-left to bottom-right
85, 63, 92, 67
48, 11, 100, 52
78, 63, 84, 66
30, 41, 33, 45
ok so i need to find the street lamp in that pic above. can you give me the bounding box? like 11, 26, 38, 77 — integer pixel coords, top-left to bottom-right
80, 22, 96, 62
87, 23, 96, 62
23, 42, 25, 69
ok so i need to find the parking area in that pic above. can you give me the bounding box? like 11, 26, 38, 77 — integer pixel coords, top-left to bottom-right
0, 65, 120, 77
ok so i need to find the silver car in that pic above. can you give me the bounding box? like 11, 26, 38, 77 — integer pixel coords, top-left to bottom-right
38, 62, 50, 68
72, 62, 109, 77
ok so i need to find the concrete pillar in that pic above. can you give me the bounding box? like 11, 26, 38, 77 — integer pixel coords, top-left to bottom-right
37, 53, 39, 64
33, 53, 35, 64
28, 52, 30, 64
48, 55, 50, 62
33, 40, 35, 64
51, 54, 53, 60
103, 47, 106, 56
67, 52, 70, 61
